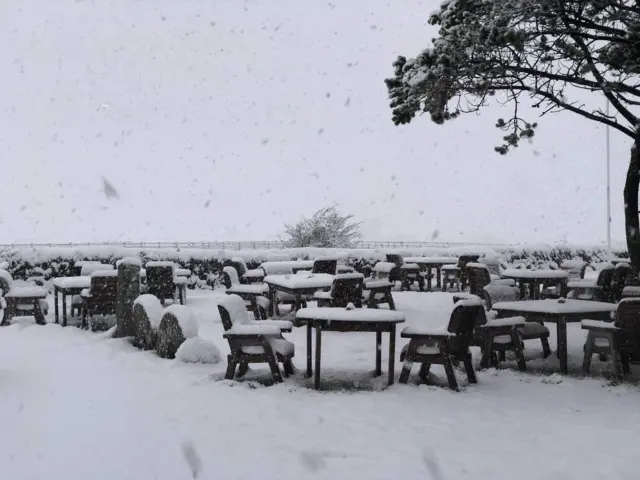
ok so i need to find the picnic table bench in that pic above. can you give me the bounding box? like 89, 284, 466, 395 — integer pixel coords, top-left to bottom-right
501, 269, 569, 300
294, 307, 405, 389
492, 299, 617, 374
403, 257, 458, 291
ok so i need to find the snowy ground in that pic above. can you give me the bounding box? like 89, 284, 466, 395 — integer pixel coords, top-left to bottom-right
1, 290, 639, 480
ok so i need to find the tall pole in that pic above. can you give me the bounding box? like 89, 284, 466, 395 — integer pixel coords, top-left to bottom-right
606, 98, 612, 250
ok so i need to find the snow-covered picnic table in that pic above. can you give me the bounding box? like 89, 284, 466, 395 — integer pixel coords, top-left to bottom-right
263, 273, 334, 317
52, 276, 93, 326
294, 307, 406, 389
403, 256, 459, 290
501, 269, 569, 299
492, 299, 617, 374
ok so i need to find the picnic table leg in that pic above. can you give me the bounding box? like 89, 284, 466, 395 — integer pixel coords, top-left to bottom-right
388, 325, 396, 386
62, 293, 68, 327
436, 267, 442, 290
426, 267, 433, 291
557, 319, 568, 374
54, 287, 59, 324
375, 331, 382, 376
306, 323, 313, 377
314, 325, 322, 389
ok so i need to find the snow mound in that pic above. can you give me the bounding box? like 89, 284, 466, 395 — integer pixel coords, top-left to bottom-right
134, 294, 164, 328
175, 337, 221, 364
163, 304, 199, 338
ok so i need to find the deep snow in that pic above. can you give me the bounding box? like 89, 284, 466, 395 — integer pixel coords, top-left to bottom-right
0, 0, 630, 245
1, 289, 639, 479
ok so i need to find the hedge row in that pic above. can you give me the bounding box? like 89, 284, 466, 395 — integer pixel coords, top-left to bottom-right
0, 244, 627, 284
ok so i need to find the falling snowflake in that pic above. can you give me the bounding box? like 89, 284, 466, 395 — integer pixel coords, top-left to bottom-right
101, 177, 120, 200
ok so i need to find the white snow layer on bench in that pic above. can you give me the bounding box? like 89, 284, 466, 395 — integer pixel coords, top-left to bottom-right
218, 294, 252, 324
334, 272, 364, 280
364, 280, 393, 288
226, 324, 282, 335
493, 299, 617, 314
581, 319, 618, 330
134, 294, 164, 328
222, 266, 240, 285
401, 326, 454, 337
80, 264, 114, 276
5, 286, 48, 298
91, 270, 118, 277
501, 269, 568, 279
264, 273, 334, 289
163, 305, 199, 338
175, 337, 221, 364
117, 257, 142, 267
454, 297, 483, 308
465, 262, 489, 270
52, 276, 92, 289
145, 261, 176, 269
296, 307, 405, 322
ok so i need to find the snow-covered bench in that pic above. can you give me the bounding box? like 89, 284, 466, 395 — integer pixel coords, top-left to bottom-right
218, 294, 295, 384
222, 266, 270, 319
399, 298, 482, 391
313, 273, 364, 308
0, 269, 48, 326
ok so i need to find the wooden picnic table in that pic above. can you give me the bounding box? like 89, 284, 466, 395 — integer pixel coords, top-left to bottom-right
404, 257, 458, 291
294, 307, 406, 389
492, 299, 617, 374
52, 276, 92, 326
501, 269, 569, 299
264, 273, 334, 317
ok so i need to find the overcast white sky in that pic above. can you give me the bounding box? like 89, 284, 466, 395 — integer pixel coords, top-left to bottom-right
0, 0, 633, 245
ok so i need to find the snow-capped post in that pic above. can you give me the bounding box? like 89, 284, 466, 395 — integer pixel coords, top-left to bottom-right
385, 0, 640, 272
115, 257, 141, 338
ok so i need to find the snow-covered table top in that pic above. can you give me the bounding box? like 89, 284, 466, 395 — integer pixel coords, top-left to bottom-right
52, 276, 92, 289
567, 279, 599, 289
493, 299, 616, 316
501, 269, 568, 279
176, 268, 192, 277
5, 287, 48, 298
403, 256, 458, 265
227, 284, 269, 295
264, 273, 334, 290
296, 307, 405, 323
261, 260, 314, 275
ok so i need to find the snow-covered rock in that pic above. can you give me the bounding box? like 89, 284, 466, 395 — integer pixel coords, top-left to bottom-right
175, 337, 221, 364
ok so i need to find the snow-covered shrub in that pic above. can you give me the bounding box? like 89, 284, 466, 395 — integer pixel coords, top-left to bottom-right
133, 294, 163, 350
175, 337, 221, 364
283, 205, 362, 248
156, 305, 199, 359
